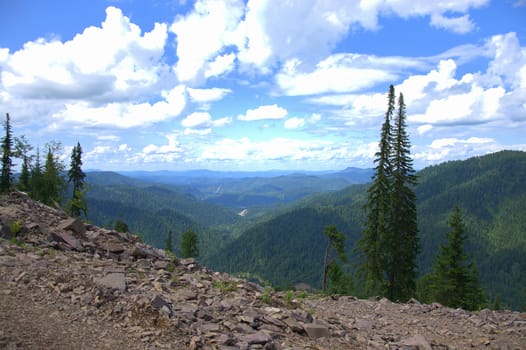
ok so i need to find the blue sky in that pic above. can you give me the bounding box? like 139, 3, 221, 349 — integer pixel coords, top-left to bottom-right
1, 0, 525, 171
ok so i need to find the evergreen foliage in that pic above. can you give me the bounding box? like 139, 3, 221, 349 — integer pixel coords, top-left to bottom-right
17, 157, 31, 193
427, 206, 486, 310
181, 229, 199, 258
67, 142, 87, 217
358, 86, 418, 301
114, 219, 129, 233
1, 113, 14, 193
166, 230, 173, 253
83, 150, 525, 310
30, 147, 45, 201
326, 261, 353, 295
358, 85, 395, 296
386, 92, 419, 301
41, 143, 65, 205
14, 136, 33, 193
322, 225, 347, 292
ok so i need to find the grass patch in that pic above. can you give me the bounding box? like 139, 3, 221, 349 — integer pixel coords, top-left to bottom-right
213, 280, 237, 293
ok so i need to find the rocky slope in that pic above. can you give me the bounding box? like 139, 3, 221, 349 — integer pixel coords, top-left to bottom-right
0, 192, 524, 350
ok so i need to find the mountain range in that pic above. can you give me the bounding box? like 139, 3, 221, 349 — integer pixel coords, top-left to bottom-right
86, 150, 526, 310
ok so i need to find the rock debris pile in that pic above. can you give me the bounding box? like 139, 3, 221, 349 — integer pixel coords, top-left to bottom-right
0, 191, 525, 349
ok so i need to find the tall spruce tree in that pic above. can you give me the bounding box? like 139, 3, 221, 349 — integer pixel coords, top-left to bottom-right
387, 93, 418, 301
358, 85, 395, 296
67, 142, 87, 217
359, 86, 418, 301
1, 113, 14, 193
429, 206, 486, 310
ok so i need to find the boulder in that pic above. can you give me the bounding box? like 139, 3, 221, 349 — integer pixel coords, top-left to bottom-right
240, 331, 272, 345
94, 273, 126, 292
58, 218, 86, 237
303, 323, 329, 339
398, 334, 432, 350
49, 231, 83, 251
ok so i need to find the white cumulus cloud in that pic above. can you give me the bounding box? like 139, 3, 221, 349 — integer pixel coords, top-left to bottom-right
170, 0, 244, 82
284, 117, 306, 129
187, 87, 232, 103
238, 104, 288, 121
430, 13, 475, 34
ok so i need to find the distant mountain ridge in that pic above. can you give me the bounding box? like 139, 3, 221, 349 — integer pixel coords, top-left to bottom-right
118, 167, 374, 209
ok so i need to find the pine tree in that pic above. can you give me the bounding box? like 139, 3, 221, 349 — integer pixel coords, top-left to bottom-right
322, 225, 348, 292
30, 147, 45, 201
67, 142, 87, 217
166, 230, 173, 253
326, 261, 353, 295
114, 219, 129, 233
429, 206, 486, 310
358, 86, 419, 301
14, 136, 33, 193
181, 229, 199, 258
41, 143, 65, 205
1, 113, 14, 193
358, 85, 395, 296
386, 92, 418, 301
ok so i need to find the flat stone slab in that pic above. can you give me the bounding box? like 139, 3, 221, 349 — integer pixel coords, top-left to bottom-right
240, 331, 272, 345
58, 218, 86, 236
94, 273, 126, 292
303, 323, 329, 339
50, 231, 83, 251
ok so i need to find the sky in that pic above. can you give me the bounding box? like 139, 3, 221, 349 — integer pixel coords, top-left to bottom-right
0, 0, 525, 171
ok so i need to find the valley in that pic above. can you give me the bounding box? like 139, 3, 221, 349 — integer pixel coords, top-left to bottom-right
86, 150, 526, 311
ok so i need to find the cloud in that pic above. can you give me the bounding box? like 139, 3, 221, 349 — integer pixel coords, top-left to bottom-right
414, 136, 499, 164
97, 135, 120, 142
276, 54, 407, 96
187, 87, 232, 103
0, 6, 178, 130
284, 113, 322, 130
417, 124, 433, 135
140, 134, 183, 163
1, 7, 168, 101
396, 33, 526, 129
212, 116, 233, 127
430, 13, 475, 34
409, 85, 505, 126
167, 0, 488, 79
205, 53, 236, 78
181, 111, 232, 134
50, 85, 187, 129
197, 136, 378, 169
181, 112, 211, 128
184, 128, 212, 135
118, 144, 131, 152
236, 0, 487, 72
84, 143, 133, 168
485, 32, 526, 89
284, 117, 305, 129
170, 0, 244, 82
238, 104, 288, 121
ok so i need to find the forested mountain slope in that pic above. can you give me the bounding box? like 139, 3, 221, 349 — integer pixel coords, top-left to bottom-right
86, 172, 241, 256
205, 150, 526, 310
